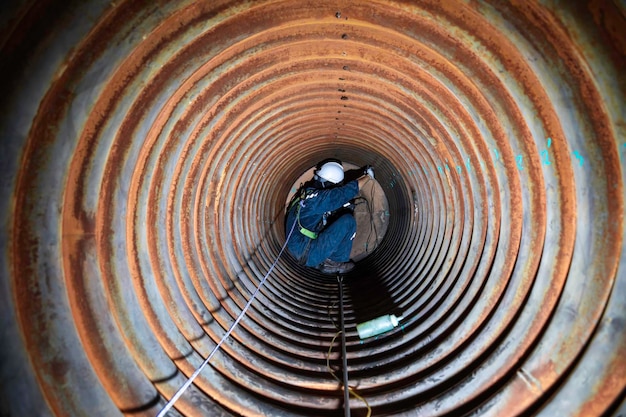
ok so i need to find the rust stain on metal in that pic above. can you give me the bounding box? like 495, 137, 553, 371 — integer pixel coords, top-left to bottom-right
2, 0, 624, 416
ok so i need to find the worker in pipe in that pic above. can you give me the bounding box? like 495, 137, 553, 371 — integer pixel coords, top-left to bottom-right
285, 159, 375, 274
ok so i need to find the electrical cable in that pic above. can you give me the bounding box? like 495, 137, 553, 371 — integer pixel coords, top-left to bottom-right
364, 182, 378, 252
354, 179, 378, 254
324, 276, 372, 417
327, 299, 340, 331
156, 220, 298, 417
326, 331, 372, 417
338, 275, 350, 417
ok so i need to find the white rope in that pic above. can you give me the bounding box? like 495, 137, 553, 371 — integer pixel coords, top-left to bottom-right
156, 221, 297, 416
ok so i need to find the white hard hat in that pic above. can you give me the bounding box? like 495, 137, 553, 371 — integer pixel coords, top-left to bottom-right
317, 161, 344, 184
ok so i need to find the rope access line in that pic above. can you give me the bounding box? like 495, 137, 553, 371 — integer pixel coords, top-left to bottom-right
156, 220, 297, 417
157, 173, 377, 416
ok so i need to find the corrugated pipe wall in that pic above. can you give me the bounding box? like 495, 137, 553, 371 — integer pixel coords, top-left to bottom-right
1, 1, 625, 416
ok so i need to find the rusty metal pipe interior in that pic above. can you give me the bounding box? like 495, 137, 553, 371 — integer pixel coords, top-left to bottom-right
1, 1, 625, 416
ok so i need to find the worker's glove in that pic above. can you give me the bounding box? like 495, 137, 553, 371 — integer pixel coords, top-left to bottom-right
364, 165, 375, 180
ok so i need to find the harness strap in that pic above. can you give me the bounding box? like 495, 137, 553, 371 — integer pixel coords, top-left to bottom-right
296, 202, 318, 239
289, 187, 319, 239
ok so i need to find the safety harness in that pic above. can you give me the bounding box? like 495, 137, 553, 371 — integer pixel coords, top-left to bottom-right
288, 187, 320, 239
296, 202, 318, 239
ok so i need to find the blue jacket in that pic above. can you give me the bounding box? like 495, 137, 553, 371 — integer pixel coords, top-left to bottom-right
286, 180, 359, 265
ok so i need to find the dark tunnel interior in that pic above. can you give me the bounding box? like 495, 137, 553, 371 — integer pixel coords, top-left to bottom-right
0, 1, 625, 416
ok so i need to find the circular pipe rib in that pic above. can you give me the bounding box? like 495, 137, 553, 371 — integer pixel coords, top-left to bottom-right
1, 1, 625, 416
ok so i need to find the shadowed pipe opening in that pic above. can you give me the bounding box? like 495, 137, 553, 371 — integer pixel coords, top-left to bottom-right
1, 1, 624, 416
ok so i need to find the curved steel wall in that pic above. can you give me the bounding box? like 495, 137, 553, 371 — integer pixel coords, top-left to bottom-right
1, 1, 624, 416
